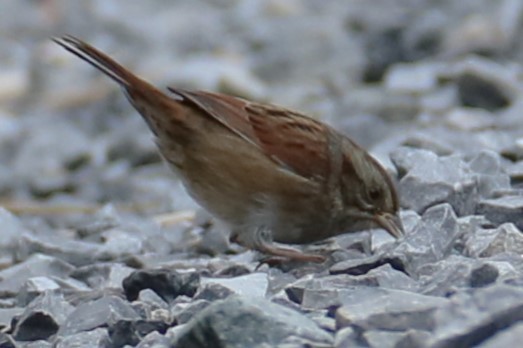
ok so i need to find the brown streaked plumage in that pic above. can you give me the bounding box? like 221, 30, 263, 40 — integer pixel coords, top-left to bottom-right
53, 35, 403, 262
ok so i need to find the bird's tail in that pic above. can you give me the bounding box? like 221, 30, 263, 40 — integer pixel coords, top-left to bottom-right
53, 35, 142, 87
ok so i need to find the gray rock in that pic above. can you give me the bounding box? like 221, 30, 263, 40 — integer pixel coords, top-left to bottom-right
334, 327, 366, 348
71, 263, 134, 290
17, 277, 61, 307
391, 148, 478, 215
172, 299, 211, 325
58, 295, 140, 336
13, 291, 74, 341
172, 295, 333, 347
54, 328, 109, 348
0, 307, 24, 331
477, 196, 523, 230
464, 223, 523, 257
336, 287, 448, 331
392, 203, 460, 273
135, 331, 171, 348
18, 233, 99, 267
0, 254, 75, 296
199, 273, 268, 299
192, 282, 234, 302
0, 208, 30, 254
394, 330, 432, 348
138, 289, 169, 310
364, 330, 408, 348
477, 321, 523, 348
384, 62, 441, 94
468, 150, 511, 198
428, 285, 523, 347
288, 264, 416, 311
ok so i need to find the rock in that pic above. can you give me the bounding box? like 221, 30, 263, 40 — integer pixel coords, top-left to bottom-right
456, 73, 511, 111
477, 321, 523, 348
17, 277, 61, 307
123, 269, 200, 303
13, 291, 74, 341
108, 319, 169, 348
464, 223, 523, 257
477, 196, 523, 230
58, 296, 140, 336
71, 263, 134, 290
392, 203, 460, 273
172, 295, 333, 347
172, 299, 211, 325
428, 285, 523, 347
0, 333, 17, 348
192, 283, 235, 302
336, 287, 448, 331
391, 147, 478, 215
285, 274, 382, 309
0, 254, 75, 296
384, 62, 440, 94
468, 150, 510, 198
469, 263, 499, 288
54, 328, 110, 348
198, 273, 268, 299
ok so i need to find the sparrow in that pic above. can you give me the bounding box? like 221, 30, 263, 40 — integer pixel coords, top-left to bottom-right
53, 35, 403, 262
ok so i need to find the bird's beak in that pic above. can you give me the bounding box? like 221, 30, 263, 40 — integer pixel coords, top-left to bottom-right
374, 212, 404, 239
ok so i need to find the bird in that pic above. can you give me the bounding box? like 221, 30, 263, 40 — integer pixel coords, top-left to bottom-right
53, 35, 403, 263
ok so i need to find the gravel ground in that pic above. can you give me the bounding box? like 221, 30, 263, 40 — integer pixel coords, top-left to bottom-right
2, 0, 523, 347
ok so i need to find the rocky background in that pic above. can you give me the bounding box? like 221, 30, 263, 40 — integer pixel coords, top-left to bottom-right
1, 0, 523, 347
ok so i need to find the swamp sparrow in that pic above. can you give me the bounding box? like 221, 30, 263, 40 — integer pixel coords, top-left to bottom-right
54, 35, 403, 262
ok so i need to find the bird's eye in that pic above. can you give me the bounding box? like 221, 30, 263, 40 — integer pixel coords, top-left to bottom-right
368, 188, 381, 201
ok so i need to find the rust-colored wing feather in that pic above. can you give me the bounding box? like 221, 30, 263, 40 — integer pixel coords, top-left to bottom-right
169, 88, 330, 181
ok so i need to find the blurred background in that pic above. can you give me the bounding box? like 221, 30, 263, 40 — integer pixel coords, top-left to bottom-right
1, 0, 523, 224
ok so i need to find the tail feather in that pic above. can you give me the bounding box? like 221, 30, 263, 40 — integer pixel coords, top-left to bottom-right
53, 35, 135, 87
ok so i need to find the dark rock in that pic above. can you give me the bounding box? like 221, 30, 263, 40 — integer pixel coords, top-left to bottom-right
469, 263, 499, 288
123, 269, 200, 303
456, 73, 511, 111
172, 295, 332, 347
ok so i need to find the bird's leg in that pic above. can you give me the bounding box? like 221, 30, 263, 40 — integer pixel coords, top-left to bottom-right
248, 227, 326, 263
